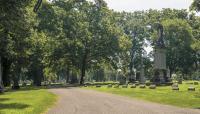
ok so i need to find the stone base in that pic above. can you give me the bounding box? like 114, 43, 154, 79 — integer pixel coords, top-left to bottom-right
151, 69, 171, 84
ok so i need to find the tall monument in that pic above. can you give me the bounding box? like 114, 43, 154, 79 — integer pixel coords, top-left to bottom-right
152, 23, 170, 84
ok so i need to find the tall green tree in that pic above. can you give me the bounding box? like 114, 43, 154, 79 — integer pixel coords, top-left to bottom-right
163, 19, 194, 77
0, 0, 35, 89
190, 0, 200, 12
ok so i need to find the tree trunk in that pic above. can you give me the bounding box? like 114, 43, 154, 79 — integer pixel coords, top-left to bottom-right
33, 68, 43, 86
2, 58, 11, 87
0, 56, 4, 92
12, 75, 20, 90
80, 62, 86, 85
65, 67, 70, 84
80, 54, 87, 85
12, 66, 20, 90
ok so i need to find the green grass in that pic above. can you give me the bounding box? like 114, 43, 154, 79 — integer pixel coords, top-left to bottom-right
0, 87, 57, 114
84, 81, 200, 108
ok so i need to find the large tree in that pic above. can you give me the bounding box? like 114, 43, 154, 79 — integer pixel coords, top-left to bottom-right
162, 19, 194, 77
190, 0, 200, 12
0, 0, 35, 89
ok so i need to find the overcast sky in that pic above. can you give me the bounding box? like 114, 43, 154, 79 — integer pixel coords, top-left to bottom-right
102, 0, 192, 12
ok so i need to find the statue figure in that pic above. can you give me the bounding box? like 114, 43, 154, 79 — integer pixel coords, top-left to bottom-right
156, 24, 165, 48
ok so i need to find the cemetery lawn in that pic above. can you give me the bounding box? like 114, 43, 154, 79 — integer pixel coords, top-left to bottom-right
85, 82, 200, 109
0, 87, 57, 114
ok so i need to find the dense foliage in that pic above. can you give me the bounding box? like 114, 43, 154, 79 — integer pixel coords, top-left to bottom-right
0, 0, 199, 88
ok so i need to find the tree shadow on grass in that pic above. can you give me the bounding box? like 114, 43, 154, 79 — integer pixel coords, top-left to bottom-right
0, 103, 30, 110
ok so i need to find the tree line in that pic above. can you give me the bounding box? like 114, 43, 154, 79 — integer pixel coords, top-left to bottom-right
0, 0, 199, 89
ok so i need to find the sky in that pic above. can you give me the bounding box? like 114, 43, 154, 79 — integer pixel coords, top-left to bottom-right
102, 0, 192, 12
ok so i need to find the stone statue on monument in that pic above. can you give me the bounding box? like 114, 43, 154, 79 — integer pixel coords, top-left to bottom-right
156, 23, 165, 48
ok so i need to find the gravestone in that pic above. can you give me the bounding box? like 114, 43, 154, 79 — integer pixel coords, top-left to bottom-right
114, 84, 119, 88
172, 83, 179, 90
130, 84, 136, 88
139, 85, 146, 88
107, 84, 112, 88
188, 86, 195, 91
149, 85, 156, 89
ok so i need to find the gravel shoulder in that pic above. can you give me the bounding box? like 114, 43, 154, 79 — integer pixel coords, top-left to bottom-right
47, 88, 200, 114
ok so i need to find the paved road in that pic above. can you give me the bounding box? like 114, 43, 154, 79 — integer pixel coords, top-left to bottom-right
47, 88, 200, 114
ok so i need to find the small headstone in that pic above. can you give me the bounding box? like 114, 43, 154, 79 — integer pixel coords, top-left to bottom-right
114, 85, 119, 88
149, 85, 156, 89
146, 82, 151, 86
84, 85, 88, 87
107, 84, 112, 88
135, 83, 140, 86
194, 82, 199, 85
122, 85, 128, 88
172, 83, 178, 87
172, 87, 179, 90
178, 79, 182, 84
188, 87, 195, 91
130, 84, 136, 88
96, 85, 101, 88
139, 85, 146, 88
172, 84, 179, 91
